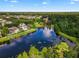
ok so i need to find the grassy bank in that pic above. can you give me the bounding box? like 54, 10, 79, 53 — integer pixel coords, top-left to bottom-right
0, 29, 36, 43
58, 31, 79, 45
34, 22, 44, 28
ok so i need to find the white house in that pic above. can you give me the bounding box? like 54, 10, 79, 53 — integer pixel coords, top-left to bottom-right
6, 16, 10, 18
0, 19, 6, 26
6, 21, 12, 24
19, 23, 28, 31
0, 19, 2, 21
8, 27, 20, 34
26, 16, 36, 19
36, 16, 42, 19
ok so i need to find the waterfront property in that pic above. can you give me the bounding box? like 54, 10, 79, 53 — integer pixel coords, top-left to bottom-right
8, 27, 20, 34
0, 29, 36, 43
0, 27, 76, 58
19, 23, 28, 31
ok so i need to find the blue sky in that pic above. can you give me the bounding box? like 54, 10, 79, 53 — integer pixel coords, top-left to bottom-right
0, 0, 79, 12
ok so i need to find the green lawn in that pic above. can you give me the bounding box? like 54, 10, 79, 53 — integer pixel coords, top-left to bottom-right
0, 29, 36, 43
58, 31, 79, 45
34, 22, 44, 28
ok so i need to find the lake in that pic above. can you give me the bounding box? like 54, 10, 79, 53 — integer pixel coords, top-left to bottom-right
0, 27, 75, 58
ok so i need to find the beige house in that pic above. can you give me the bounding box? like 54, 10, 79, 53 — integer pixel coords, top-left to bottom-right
19, 23, 28, 31
36, 16, 42, 19
43, 16, 49, 24
26, 16, 36, 19
6, 21, 12, 24
8, 27, 20, 34
0, 19, 6, 26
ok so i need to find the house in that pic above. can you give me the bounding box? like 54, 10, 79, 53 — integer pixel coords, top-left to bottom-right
8, 27, 20, 34
42, 16, 49, 24
0, 19, 6, 26
16, 16, 20, 19
19, 23, 28, 31
26, 16, 36, 19
6, 21, 12, 24
36, 16, 42, 19
6, 16, 10, 18
0, 19, 2, 21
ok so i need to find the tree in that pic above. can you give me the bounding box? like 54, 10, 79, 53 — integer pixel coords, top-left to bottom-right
41, 47, 48, 58
64, 48, 77, 58
46, 47, 54, 58
17, 51, 28, 58
29, 46, 40, 58
54, 24, 60, 33
53, 42, 69, 58
17, 54, 22, 58
1, 27, 9, 37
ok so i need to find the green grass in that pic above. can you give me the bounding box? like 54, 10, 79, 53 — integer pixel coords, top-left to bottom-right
0, 29, 36, 43
34, 22, 44, 28
58, 31, 79, 45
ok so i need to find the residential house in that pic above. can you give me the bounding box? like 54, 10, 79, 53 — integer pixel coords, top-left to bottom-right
26, 16, 36, 19
6, 21, 12, 24
19, 23, 28, 31
0, 19, 6, 26
0, 18, 12, 25
8, 27, 20, 34
6, 16, 10, 19
0, 19, 2, 21
42, 16, 49, 24
36, 16, 42, 19
42, 16, 51, 24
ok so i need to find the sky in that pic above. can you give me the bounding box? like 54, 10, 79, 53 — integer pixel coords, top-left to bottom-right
0, 0, 79, 12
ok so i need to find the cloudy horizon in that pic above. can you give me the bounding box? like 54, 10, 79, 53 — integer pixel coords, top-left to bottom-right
0, 0, 79, 12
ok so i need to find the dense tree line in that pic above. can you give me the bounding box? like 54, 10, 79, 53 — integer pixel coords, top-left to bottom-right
17, 42, 79, 58
49, 14, 79, 38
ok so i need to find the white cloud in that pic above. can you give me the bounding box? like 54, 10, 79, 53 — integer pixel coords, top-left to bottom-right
70, 1, 75, 4
70, 0, 79, 4
4, 0, 18, 3
42, 2, 47, 5
10, 0, 18, 3
73, 0, 79, 1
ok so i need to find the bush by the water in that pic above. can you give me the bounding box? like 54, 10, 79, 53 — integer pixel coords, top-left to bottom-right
17, 42, 78, 58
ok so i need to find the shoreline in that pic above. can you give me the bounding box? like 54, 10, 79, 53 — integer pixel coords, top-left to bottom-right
0, 29, 36, 44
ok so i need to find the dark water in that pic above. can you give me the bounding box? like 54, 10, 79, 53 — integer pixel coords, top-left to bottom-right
0, 28, 76, 58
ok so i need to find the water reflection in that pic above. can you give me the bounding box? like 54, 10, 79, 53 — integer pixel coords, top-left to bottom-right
0, 27, 76, 58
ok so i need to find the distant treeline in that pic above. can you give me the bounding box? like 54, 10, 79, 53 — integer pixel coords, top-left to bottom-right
0, 12, 79, 15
